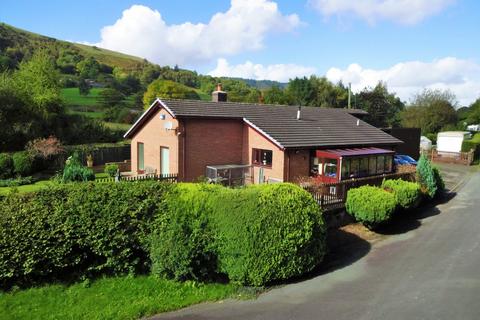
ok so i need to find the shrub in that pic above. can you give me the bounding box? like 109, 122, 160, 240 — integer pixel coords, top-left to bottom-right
382, 179, 421, 210
0, 153, 14, 179
212, 184, 326, 286
0, 181, 173, 289
0, 176, 34, 187
346, 185, 397, 228
149, 183, 326, 287
62, 153, 95, 182
104, 163, 119, 177
432, 166, 445, 193
12, 152, 34, 177
416, 155, 437, 198
150, 184, 220, 281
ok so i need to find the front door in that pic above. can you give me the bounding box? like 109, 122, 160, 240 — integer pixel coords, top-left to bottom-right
160, 147, 169, 175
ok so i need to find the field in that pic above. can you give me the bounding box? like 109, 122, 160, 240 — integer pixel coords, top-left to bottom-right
61, 87, 103, 107
0, 276, 240, 320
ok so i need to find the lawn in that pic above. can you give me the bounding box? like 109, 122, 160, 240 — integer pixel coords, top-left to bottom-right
61, 87, 103, 107
0, 180, 52, 195
0, 276, 240, 320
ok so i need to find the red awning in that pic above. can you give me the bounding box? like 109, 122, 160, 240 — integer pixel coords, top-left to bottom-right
316, 147, 395, 159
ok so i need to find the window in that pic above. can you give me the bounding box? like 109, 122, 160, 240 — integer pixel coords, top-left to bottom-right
324, 159, 337, 178
341, 159, 350, 180
385, 155, 393, 173
377, 155, 385, 174
368, 156, 377, 175
350, 158, 359, 177
137, 142, 144, 171
359, 157, 369, 177
252, 149, 273, 167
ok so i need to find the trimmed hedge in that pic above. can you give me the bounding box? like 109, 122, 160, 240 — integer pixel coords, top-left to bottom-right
150, 183, 326, 286
0, 181, 172, 289
382, 179, 421, 210
346, 185, 397, 228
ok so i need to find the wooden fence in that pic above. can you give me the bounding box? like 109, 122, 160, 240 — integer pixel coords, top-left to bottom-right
303, 172, 416, 211
428, 150, 474, 166
95, 173, 178, 183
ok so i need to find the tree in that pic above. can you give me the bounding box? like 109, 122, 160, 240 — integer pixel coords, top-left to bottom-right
285, 77, 315, 106
309, 76, 348, 108
401, 89, 458, 134
98, 88, 125, 108
78, 78, 91, 96
76, 57, 100, 79
357, 82, 405, 127
143, 79, 200, 108
263, 85, 288, 105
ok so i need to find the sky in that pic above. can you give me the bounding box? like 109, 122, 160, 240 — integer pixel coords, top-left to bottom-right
1, 0, 479, 105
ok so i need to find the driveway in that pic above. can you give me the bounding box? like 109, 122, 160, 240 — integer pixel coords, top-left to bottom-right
152, 169, 480, 320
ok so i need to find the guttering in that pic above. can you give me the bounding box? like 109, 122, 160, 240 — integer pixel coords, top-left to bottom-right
243, 118, 285, 151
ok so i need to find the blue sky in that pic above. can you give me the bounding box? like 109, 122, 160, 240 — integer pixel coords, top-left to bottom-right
1, 0, 479, 104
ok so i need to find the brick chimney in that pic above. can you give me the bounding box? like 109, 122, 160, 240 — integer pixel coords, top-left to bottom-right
212, 83, 227, 102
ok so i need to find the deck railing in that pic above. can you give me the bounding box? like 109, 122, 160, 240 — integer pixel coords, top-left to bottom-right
95, 173, 178, 183
302, 171, 416, 211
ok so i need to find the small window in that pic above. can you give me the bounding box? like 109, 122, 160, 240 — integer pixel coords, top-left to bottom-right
252, 149, 273, 167
324, 159, 337, 178
138, 142, 144, 171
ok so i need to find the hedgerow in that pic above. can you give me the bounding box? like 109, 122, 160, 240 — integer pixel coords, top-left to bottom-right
0, 181, 172, 289
382, 179, 421, 210
346, 185, 397, 229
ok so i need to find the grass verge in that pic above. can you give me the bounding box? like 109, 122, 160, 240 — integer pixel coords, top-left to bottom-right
0, 180, 52, 195
0, 276, 240, 320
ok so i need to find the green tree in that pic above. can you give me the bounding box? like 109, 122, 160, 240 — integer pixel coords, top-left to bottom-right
76, 57, 100, 79
78, 78, 91, 96
286, 77, 315, 106
263, 85, 288, 105
401, 89, 458, 134
143, 79, 200, 108
357, 82, 405, 127
309, 76, 348, 108
98, 88, 125, 108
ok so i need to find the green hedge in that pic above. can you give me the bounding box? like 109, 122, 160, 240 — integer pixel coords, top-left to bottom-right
0, 181, 172, 289
346, 185, 397, 228
382, 179, 421, 210
150, 183, 326, 286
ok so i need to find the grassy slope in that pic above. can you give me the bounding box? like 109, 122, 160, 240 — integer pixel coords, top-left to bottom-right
0, 276, 239, 320
0, 180, 52, 196
61, 87, 103, 107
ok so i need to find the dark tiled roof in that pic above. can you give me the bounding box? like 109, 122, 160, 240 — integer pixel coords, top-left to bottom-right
125, 99, 401, 149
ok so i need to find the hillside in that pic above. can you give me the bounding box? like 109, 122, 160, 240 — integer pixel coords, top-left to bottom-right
0, 22, 146, 71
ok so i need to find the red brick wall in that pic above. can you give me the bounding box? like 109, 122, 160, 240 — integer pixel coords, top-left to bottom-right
183, 118, 244, 181
243, 125, 285, 183
130, 108, 179, 174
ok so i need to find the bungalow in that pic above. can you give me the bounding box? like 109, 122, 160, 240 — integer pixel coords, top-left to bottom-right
124, 87, 402, 184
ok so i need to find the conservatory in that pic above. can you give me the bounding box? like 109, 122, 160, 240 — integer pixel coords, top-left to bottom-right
206, 164, 252, 186
312, 147, 395, 183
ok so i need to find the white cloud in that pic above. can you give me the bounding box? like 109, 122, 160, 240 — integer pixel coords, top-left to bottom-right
93, 1, 300, 66
208, 58, 316, 82
309, 0, 455, 25
326, 57, 480, 105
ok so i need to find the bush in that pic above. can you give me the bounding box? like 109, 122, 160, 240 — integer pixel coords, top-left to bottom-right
382, 179, 421, 210
432, 166, 445, 193
104, 163, 119, 177
62, 154, 95, 182
0, 153, 14, 179
416, 155, 437, 198
0, 176, 34, 187
150, 184, 220, 281
213, 184, 326, 286
12, 152, 34, 177
149, 183, 326, 287
0, 181, 173, 289
346, 185, 397, 228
